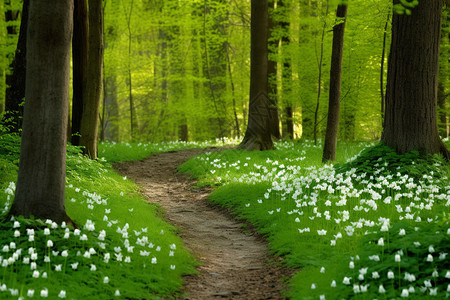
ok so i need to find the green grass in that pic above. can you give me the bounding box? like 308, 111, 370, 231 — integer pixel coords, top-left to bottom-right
0, 134, 199, 299
179, 139, 450, 299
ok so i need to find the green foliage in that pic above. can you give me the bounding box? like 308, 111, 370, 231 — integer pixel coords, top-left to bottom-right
335, 143, 449, 183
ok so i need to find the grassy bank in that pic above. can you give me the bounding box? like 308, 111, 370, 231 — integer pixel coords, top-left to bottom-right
179, 140, 450, 299
0, 134, 198, 299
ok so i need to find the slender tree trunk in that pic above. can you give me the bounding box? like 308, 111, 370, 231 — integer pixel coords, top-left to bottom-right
313, 0, 329, 145
2, 0, 28, 133
380, 12, 390, 126
226, 42, 241, 138
125, 0, 137, 141
238, 0, 274, 150
437, 79, 448, 138
279, 0, 293, 140
268, 0, 280, 139
322, 3, 347, 163
382, 0, 449, 159
71, 0, 88, 145
80, 0, 103, 159
10, 0, 74, 224
104, 74, 119, 141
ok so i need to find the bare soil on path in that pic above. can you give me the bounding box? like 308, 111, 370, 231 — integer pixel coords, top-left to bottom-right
114, 148, 293, 299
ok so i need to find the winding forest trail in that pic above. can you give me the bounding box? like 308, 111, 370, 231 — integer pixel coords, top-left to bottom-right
114, 148, 292, 299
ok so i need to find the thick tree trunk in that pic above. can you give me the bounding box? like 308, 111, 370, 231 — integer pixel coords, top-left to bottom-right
322, 3, 347, 162
238, 0, 274, 151
10, 0, 74, 224
382, 0, 449, 159
2, 0, 28, 133
71, 0, 88, 146
80, 0, 103, 159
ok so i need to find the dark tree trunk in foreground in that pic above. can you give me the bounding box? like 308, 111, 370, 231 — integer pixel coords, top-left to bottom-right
238, 0, 274, 150
80, 0, 103, 159
322, 3, 347, 162
10, 0, 74, 223
382, 0, 449, 159
71, 0, 88, 146
2, 0, 29, 133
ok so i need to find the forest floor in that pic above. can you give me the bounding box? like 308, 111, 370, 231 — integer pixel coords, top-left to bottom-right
113, 148, 294, 299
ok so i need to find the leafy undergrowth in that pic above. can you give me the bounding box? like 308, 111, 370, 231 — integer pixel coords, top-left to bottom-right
179, 140, 450, 299
0, 134, 198, 299
99, 137, 239, 163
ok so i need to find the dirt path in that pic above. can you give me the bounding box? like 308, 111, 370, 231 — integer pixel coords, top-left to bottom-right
114, 148, 292, 299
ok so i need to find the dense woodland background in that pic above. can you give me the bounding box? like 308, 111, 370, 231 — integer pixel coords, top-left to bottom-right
0, 0, 449, 143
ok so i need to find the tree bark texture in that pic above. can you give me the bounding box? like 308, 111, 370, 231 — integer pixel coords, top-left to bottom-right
322, 3, 347, 162
10, 0, 74, 223
238, 0, 274, 150
382, 0, 449, 158
80, 0, 103, 159
2, 0, 29, 133
71, 0, 88, 146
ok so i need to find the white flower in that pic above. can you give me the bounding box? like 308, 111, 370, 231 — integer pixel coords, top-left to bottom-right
169, 243, 176, 250
372, 272, 380, 279
40, 289, 48, 297
124, 256, 131, 263
439, 253, 447, 260
378, 238, 384, 246
331, 280, 336, 287
2, 245, 9, 252
114, 290, 120, 296
311, 283, 316, 289
80, 234, 88, 241
387, 270, 394, 279
74, 229, 81, 236
343, 277, 351, 285
170, 264, 176, 270
61, 250, 68, 257
349, 261, 355, 269
429, 245, 435, 253
320, 295, 325, 300
89, 248, 96, 255
14, 230, 20, 237
44, 256, 50, 263
395, 254, 401, 262
429, 287, 437, 296
55, 264, 62, 271
152, 257, 157, 264
71, 262, 78, 270
83, 251, 91, 259
320, 267, 325, 273
399, 228, 406, 235
427, 254, 433, 262
353, 284, 360, 293
28, 235, 34, 242
27, 290, 34, 297
30, 262, 37, 270
400, 289, 409, 297
32, 270, 39, 278
42, 272, 47, 278
90, 264, 96, 271
13, 221, 20, 228
424, 279, 432, 287
317, 229, 327, 236
58, 290, 66, 298
445, 270, 450, 279
63, 232, 70, 239
378, 285, 386, 293
103, 276, 109, 284
47, 240, 53, 248
44, 228, 50, 235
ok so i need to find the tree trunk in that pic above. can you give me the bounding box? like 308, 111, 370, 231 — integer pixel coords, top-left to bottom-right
437, 80, 448, 138
238, 0, 274, 151
104, 74, 119, 141
10, 0, 74, 224
71, 0, 88, 146
322, 3, 347, 163
80, 0, 103, 159
268, 0, 280, 139
2, 0, 28, 133
313, 0, 329, 145
382, 0, 449, 159
380, 11, 390, 126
